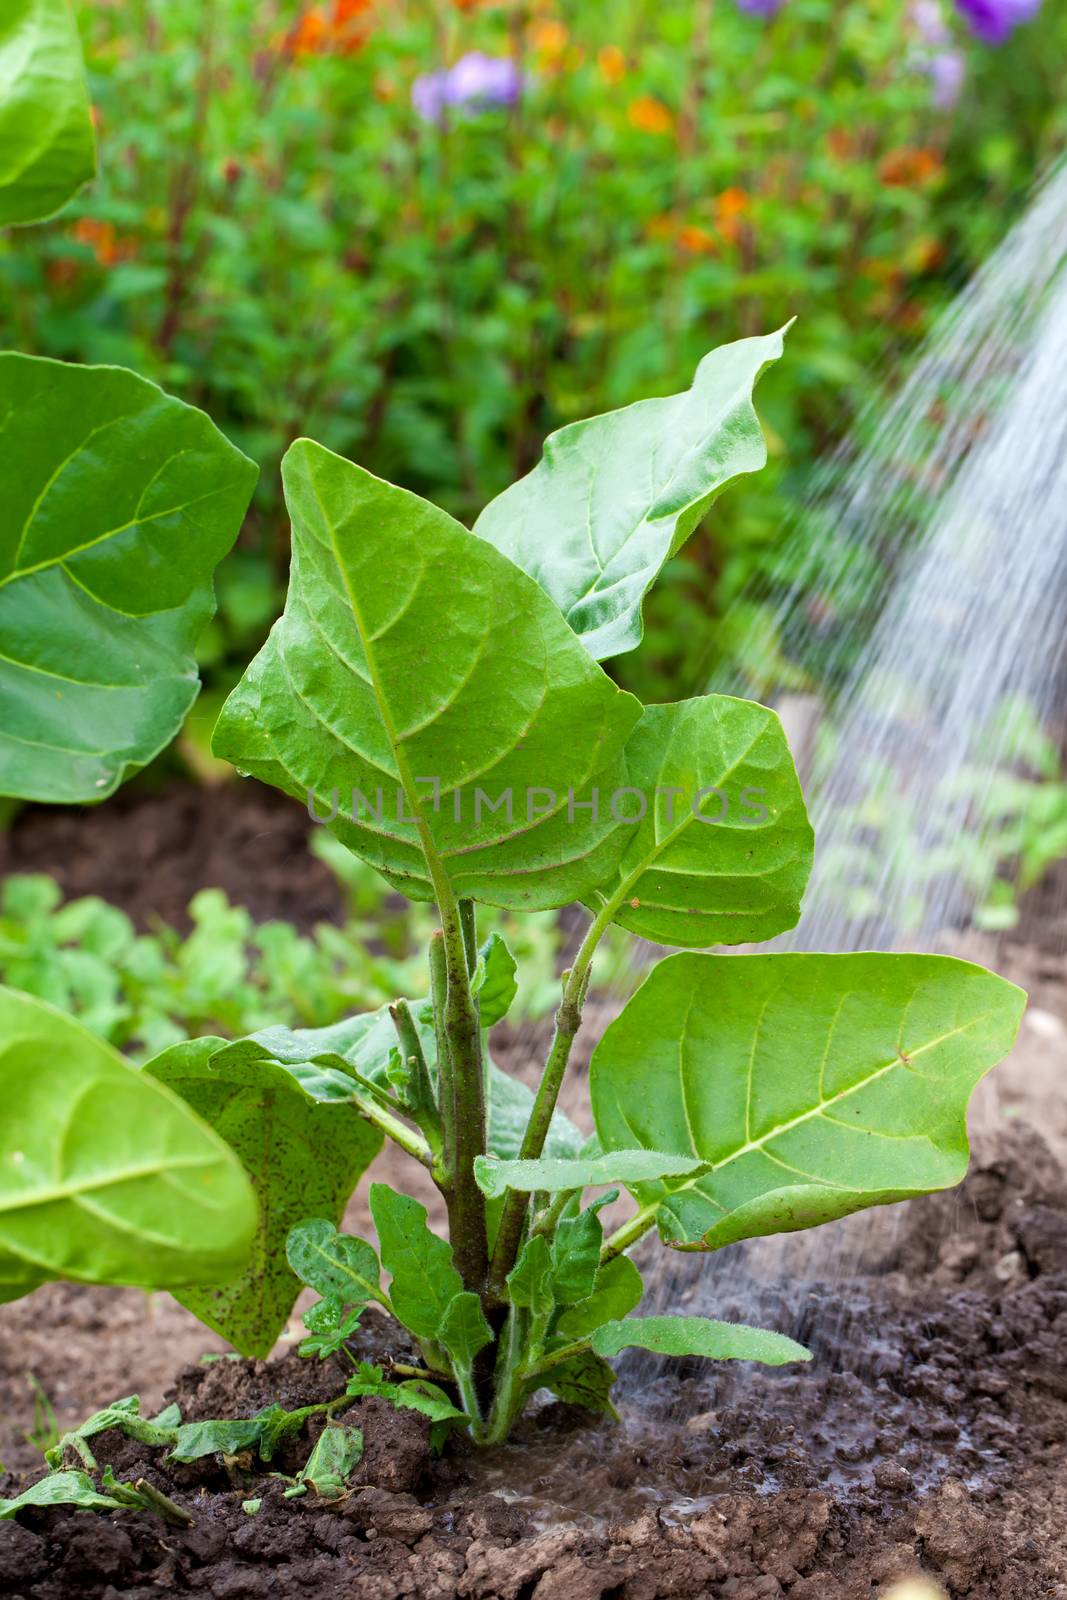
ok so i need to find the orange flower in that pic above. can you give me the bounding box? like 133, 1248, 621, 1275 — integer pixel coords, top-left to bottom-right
529, 18, 568, 54
597, 44, 625, 85
628, 95, 674, 136
72, 216, 137, 267
713, 186, 749, 244
675, 224, 716, 255
878, 147, 944, 189
286, 8, 328, 55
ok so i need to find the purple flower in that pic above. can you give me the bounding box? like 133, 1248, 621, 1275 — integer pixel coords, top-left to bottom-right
954, 0, 1042, 44
412, 51, 523, 125
735, 0, 785, 14
926, 48, 967, 107
910, 0, 952, 45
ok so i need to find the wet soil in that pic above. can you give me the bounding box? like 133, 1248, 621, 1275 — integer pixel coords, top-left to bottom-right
3, 785, 1067, 1595
2, 1120, 1067, 1599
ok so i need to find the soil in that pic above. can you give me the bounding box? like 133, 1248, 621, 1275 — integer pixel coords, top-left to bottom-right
2, 782, 343, 933
3, 787, 1067, 1597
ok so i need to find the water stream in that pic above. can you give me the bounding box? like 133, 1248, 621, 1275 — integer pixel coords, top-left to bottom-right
618, 156, 1067, 1387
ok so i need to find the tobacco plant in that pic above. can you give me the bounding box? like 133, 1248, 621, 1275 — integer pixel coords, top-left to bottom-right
0, 0, 1027, 1457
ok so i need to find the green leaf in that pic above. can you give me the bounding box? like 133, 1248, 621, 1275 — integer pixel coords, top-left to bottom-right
591, 1315, 811, 1365
590, 953, 1026, 1251
474, 1150, 709, 1199
538, 1350, 618, 1418
145, 1040, 381, 1358
169, 1416, 266, 1462
0, 987, 256, 1295
555, 1255, 644, 1341
0, 1471, 125, 1520
0, 0, 95, 227
590, 697, 813, 947
345, 1363, 468, 1428
286, 1219, 383, 1307
0, 357, 257, 802
439, 1290, 493, 1371
473, 330, 786, 662
548, 1193, 617, 1307
485, 1064, 584, 1161
213, 439, 640, 910
473, 932, 518, 1029
369, 1183, 463, 1343
171, 1402, 320, 1464
44, 1395, 178, 1470
295, 1422, 364, 1498
506, 1233, 553, 1320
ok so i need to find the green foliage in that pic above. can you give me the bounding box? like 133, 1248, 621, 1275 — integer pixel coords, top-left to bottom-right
0, 986, 255, 1300
2, 0, 1064, 702
474, 329, 784, 660
589, 1315, 812, 1365
0, 0, 95, 227
213, 439, 641, 910
0, 870, 570, 1063
590, 952, 1025, 1250
144, 1038, 382, 1357
45, 1395, 180, 1471
0, 1470, 126, 1520
0, 316, 1027, 1459
0, 356, 256, 802
369, 1184, 464, 1345
590, 696, 813, 947
292, 1422, 364, 1500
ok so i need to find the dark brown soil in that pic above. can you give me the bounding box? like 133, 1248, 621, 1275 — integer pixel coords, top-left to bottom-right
2, 1126, 1066, 1599
2, 782, 342, 933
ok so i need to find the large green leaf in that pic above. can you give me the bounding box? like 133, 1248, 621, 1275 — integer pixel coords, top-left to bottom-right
589, 696, 813, 947
473, 330, 785, 662
591, 953, 1025, 1250
145, 1037, 381, 1358
213, 440, 641, 910
590, 1315, 810, 1365
0, 0, 95, 228
0, 356, 257, 802
0, 987, 256, 1294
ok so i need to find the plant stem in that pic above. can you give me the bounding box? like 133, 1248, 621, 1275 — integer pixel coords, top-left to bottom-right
486, 902, 615, 1299
484, 1305, 528, 1445
600, 1204, 658, 1264
349, 1091, 434, 1169
438, 898, 489, 1294
429, 929, 455, 1182
388, 997, 441, 1152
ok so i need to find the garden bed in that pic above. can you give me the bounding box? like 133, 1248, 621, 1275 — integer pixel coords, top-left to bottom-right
2, 1110, 1066, 1598
3, 793, 1067, 1597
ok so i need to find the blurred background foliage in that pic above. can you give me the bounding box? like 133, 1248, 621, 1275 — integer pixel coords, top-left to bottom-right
1, 0, 1064, 705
